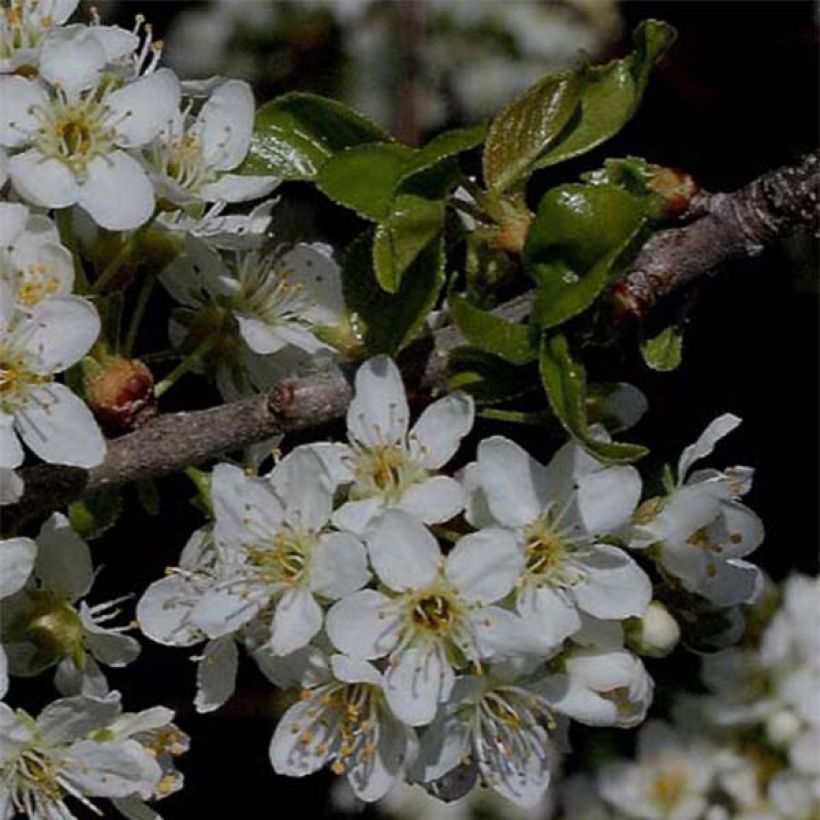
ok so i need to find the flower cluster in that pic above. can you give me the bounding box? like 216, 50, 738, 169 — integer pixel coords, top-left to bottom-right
136, 355, 767, 808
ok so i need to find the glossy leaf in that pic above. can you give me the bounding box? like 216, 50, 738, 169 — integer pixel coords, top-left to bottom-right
373, 195, 446, 292
448, 348, 534, 404
343, 233, 445, 355
483, 74, 580, 193
525, 183, 647, 330
539, 333, 647, 464
536, 20, 676, 170
401, 125, 486, 190
641, 325, 683, 371
240, 92, 388, 180
450, 295, 535, 366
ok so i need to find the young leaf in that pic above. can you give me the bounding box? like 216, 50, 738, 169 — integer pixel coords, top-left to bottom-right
240, 92, 388, 180
539, 332, 647, 464
373, 195, 446, 292
401, 125, 487, 190
449, 295, 535, 365
317, 143, 416, 220
535, 19, 676, 170
525, 183, 648, 330
343, 233, 445, 355
483, 73, 580, 193
68, 489, 123, 540
641, 325, 683, 371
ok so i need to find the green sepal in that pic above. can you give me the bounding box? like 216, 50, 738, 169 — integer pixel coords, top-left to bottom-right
343, 232, 446, 355
68, 488, 123, 540
640, 325, 684, 371
450, 295, 535, 366
539, 332, 647, 464
239, 92, 389, 180
534, 20, 676, 170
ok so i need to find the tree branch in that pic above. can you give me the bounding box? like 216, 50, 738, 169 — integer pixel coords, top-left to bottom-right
611, 150, 819, 320
5, 152, 817, 533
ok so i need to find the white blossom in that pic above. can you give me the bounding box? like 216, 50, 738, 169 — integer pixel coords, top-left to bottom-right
148, 78, 278, 206
0, 282, 105, 468
630, 414, 764, 606
270, 653, 414, 802
0, 513, 140, 696
0, 0, 79, 73
0, 535, 36, 697
312, 355, 474, 535
0, 692, 162, 817
0, 24, 180, 228
463, 434, 650, 650
326, 510, 530, 726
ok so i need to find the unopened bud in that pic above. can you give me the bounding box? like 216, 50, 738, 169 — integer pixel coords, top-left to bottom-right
85, 357, 156, 434
765, 709, 802, 747
626, 600, 681, 658
647, 167, 700, 218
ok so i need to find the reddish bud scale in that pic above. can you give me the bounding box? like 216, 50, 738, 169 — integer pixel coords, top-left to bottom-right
85, 357, 156, 434
647, 167, 700, 218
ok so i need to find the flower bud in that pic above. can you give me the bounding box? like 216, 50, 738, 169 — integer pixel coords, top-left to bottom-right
626, 600, 681, 658
765, 709, 802, 747
85, 356, 156, 434
647, 167, 700, 218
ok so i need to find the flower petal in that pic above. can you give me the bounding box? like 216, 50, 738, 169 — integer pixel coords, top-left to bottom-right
136, 576, 203, 647
310, 532, 370, 600
365, 510, 439, 592
190, 581, 269, 638
347, 355, 409, 447
39, 25, 107, 95
325, 590, 400, 659
0, 76, 47, 147
34, 512, 93, 600
64, 739, 161, 799
678, 413, 742, 480
78, 152, 155, 230
446, 528, 522, 605
573, 546, 652, 620
281, 243, 345, 326
16, 383, 105, 468
576, 466, 641, 535
199, 80, 255, 170
195, 636, 238, 713
10, 149, 78, 208
269, 448, 333, 532
397, 475, 465, 525
0, 536, 36, 598
269, 586, 323, 656
331, 496, 384, 536
22, 295, 100, 373
408, 392, 474, 469
517, 584, 581, 648
269, 697, 333, 777
0, 417, 24, 468
329, 654, 382, 686
384, 643, 453, 726
107, 69, 181, 148
198, 173, 279, 202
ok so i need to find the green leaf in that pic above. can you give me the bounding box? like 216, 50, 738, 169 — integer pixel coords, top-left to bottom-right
483, 73, 580, 193
240, 92, 388, 180
373, 195, 446, 292
450, 295, 535, 366
536, 20, 676, 170
641, 325, 683, 371
525, 183, 647, 330
68, 489, 123, 540
539, 333, 647, 464
343, 233, 445, 355
317, 143, 416, 221
402, 125, 486, 189
448, 348, 534, 404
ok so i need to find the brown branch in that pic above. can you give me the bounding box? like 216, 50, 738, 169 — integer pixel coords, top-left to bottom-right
611, 150, 819, 320
6, 152, 817, 533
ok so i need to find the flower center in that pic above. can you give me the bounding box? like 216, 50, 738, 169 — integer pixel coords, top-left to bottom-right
650, 769, 687, 810
159, 131, 213, 191
29, 89, 117, 176
352, 443, 427, 504
0, 0, 54, 62
0, 347, 45, 413
13, 264, 62, 307
412, 593, 456, 633
246, 529, 312, 587
8, 745, 66, 811
524, 526, 568, 576
234, 257, 313, 328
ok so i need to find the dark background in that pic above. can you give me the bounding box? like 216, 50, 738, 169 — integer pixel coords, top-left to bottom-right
10, 2, 818, 817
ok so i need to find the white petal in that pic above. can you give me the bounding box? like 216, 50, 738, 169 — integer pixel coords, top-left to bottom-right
78, 152, 155, 230
446, 528, 522, 605
199, 80, 255, 170
22, 295, 100, 373
0, 418, 24, 468
269, 448, 333, 532
0, 466, 23, 502
348, 714, 407, 802
329, 654, 382, 686
409, 392, 474, 469
16, 383, 106, 468
199, 173, 279, 202
365, 510, 440, 591
37, 692, 121, 742
159, 233, 228, 309
397, 475, 465, 525
108, 69, 181, 148
705, 559, 762, 607
190, 581, 269, 638
211, 462, 283, 549
331, 497, 384, 536
136, 575, 203, 647
34, 512, 93, 600
269, 698, 333, 777
281, 243, 345, 326
517, 585, 581, 648
0, 536, 36, 597
80, 604, 140, 667
719, 501, 764, 558
347, 355, 409, 447
384, 644, 453, 726
576, 466, 641, 534
195, 636, 238, 713
88, 25, 139, 61
235, 315, 287, 354
472, 605, 553, 660
325, 590, 400, 659
0, 76, 47, 147
0, 648, 7, 699
39, 25, 107, 95
678, 413, 742, 480
0, 202, 28, 246
412, 711, 471, 783
573, 546, 652, 620
310, 532, 370, 600
269, 586, 323, 656
10, 150, 78, 208
64, 739, 161, 799
476, 436, 550, 528
252, 644, 330, 689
